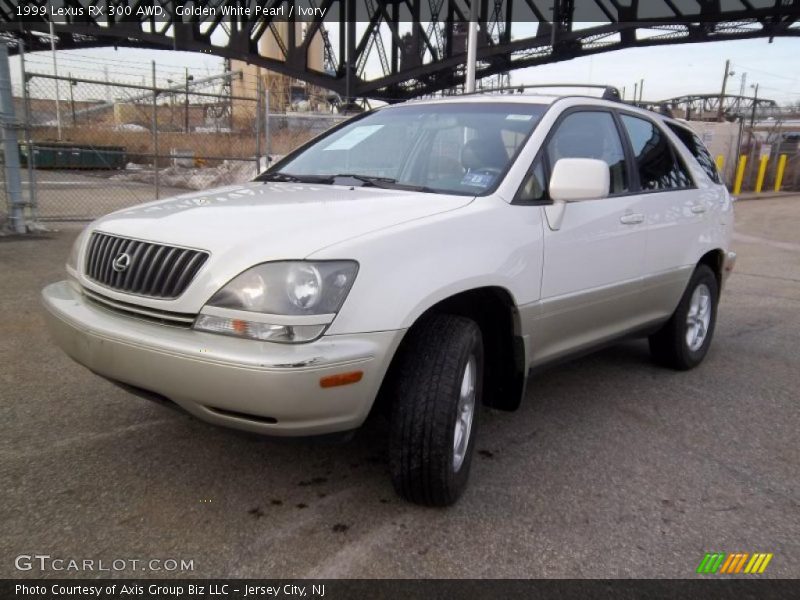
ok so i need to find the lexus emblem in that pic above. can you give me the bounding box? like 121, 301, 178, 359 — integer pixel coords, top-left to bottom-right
112, 252, 132, 273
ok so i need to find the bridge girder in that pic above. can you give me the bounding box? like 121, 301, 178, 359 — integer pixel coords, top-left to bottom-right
661, 93, 783, 120
1, 1, 799, 100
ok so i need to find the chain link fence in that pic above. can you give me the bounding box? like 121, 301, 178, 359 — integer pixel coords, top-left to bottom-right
685, 108, 800, 193
3, 56, 345, 224
3, 49, 798, 228
738, 117, 800, 193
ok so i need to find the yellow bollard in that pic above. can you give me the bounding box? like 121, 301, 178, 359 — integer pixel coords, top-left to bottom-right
774, 154, 788, 192
733, 155, 747, 195
715, 155, 725, 173
755, 154, 769, 193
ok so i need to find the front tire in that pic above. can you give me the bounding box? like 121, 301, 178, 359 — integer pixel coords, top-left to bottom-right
388, 314, 483, 506
649, 264, 719, 370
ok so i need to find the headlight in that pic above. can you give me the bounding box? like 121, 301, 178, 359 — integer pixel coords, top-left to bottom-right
194, 261, 358, 343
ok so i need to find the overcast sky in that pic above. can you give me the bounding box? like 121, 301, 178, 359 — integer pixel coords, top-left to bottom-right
13, 35, 799, 105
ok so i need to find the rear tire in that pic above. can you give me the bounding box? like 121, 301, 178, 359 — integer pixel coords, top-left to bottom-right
388, 314, 483, 506
649, 264, 719, 370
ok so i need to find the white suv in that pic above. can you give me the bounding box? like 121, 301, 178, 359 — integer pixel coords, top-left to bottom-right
43, 90, 736, 506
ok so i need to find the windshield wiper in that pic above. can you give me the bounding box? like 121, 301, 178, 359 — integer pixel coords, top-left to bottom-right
257, 172, 330, 184
258, 171, 438, 193
328, 174, 438, 193
327, 173, 397, 187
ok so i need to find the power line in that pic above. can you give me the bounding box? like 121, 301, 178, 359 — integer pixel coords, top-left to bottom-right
732, 63, 798, 83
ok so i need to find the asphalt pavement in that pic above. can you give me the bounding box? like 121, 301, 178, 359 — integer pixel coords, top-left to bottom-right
1, 196, 798, 578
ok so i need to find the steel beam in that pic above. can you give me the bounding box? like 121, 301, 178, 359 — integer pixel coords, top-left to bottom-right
0, 0, 798, 100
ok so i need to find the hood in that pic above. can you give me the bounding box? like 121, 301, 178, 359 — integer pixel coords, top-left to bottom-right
86, 182, 473, 311
94, 181, 473, 260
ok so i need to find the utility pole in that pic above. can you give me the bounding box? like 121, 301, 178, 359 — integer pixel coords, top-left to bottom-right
184, 67, 193, 133
465, 0, 480, 93
717, 59, 732, 121
345, 2, 356, 103
49, 20, 62, 140
224, 58, 234, 130
255, 73, 262, 172
633, 82, 638, 104
264, 84, 271, 160
0, 44, 26, 233
69, 73, 76, 126
638, 78, 644, 103
747, 82, 759, 149
19, 40, 37, 218
152, 61, 160, 200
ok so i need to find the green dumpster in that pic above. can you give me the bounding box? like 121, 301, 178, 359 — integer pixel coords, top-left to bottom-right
21, 143, 127, 170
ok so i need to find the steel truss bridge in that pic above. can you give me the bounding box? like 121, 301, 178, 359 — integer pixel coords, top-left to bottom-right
661, 94, 781, 120
1, 0, 799, 101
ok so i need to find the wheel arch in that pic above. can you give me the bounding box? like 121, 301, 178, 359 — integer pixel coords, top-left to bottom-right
378, 286, 527, 414
698, 248, 725, 287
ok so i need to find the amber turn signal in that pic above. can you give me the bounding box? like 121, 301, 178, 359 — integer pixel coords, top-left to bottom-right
319, 371, 363, 388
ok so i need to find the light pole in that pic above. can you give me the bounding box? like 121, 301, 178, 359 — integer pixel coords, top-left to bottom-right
184, 69, 194, 133
465, 0, 480, 93
747, 82, 759, 149
69, 74, 77, 126
49, 20, 62, 140
716, 59, 734, 121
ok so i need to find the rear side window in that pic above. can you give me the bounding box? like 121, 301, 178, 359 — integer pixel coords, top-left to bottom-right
620, 115, 693, 191
667, 124, 722, 184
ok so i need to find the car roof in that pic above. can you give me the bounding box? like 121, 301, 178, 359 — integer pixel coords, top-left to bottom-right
397, 93, 667, 119
380, 90, 686, 128
400, 93, 559, 107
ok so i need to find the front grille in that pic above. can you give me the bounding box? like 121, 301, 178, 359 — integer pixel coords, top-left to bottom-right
84, 232, 208, 298
83, 288, 196, 328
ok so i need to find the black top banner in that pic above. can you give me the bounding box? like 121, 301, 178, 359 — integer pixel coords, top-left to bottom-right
6, 0, 800, 24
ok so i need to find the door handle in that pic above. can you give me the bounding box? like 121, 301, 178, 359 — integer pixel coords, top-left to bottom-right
620, 213, 644, 225
691, 204, 707, 214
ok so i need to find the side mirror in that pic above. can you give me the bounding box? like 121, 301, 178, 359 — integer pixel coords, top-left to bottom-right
549, 158, 610, 202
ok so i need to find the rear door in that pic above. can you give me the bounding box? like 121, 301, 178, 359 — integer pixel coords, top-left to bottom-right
617, 113, 702, 321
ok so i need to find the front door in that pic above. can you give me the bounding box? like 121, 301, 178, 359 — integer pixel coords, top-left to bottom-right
528, 109, 648, 365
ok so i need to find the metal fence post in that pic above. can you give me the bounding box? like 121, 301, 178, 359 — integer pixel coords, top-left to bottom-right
49, 21, 63, 141
255, 73, 262, 174
184, 67, 190, 134
265, 86, 271, 161
0, 44, 26, 233
152, 60, 160, 200
19, 39, 37, 218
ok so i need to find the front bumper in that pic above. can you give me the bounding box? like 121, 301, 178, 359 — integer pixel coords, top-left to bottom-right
42, 281, 403, 436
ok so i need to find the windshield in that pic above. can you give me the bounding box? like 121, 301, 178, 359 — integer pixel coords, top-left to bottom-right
262, 102, 547, 195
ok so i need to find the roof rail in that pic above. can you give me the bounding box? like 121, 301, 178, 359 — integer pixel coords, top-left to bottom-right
458, 84, 680, 118
460, 83, 622, 101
